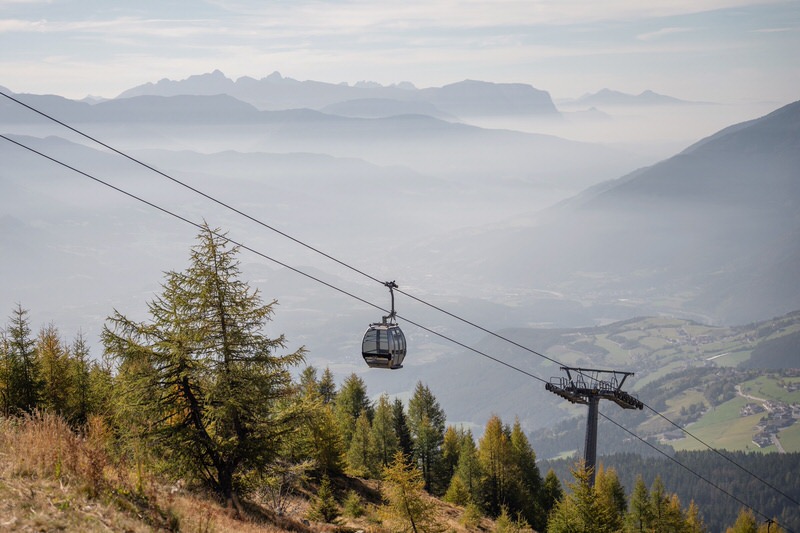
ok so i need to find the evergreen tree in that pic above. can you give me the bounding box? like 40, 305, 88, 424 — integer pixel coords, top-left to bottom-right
347, 410, 377, 476
685, 501, 708, 533
372, 393, 400, 468
625, 476, 653, 533
103, 224, 305, 513
307, 474, 340, 523
5, 304, 42, 414
442, 425, 461, 482
299, 365, 319, 396
726, 508, 758, 533
297, 393, 345, 476
86, 352, 115, 418
318, 366, 337, 404
408, 381, 446, 494
508, 417, 546, 530
449, 428, 482, 506
478, 414, 513, 516
37, 323, 71, 415
595, 464, 627, 533
381, 450, 439, 533
334, 373, 372, 449
541, 469, 563, 518
69, 331, 93, 424
546, 462, 615, 533
0, 330, 10, 417
393, 397, 414, 458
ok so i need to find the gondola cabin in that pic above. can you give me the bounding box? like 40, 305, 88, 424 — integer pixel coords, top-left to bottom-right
362, 321, 406, 369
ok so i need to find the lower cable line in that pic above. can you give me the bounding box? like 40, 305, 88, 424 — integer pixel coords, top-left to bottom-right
1, 132, 795, 533
2, 90, 795, 515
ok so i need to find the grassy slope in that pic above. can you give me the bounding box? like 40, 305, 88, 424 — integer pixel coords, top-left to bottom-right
531, 311, 800, 453
0, 414, 498, 533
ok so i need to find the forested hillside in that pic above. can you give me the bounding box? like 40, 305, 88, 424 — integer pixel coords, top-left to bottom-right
1, 225, 796, 532
543, 452, 800, 533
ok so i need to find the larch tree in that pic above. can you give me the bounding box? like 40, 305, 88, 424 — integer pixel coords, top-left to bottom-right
407, 381, 446, 494
381, 450, 439, 533
37, 323, 71, 415
372, 393, 400, 468
102, 224, 305, 513
595, 464, 627, 532
318, 367, 337, 404
478, 414, 513, 516
5, 304, 42, 414
334, 373, 372, 449
509, 417, 546, 530
444, 428, 482, 507
541, 469, 563, 519
441, 425, 461, 483
685, 501, 708, 533
299, 365, 320, 396
295, 373, 344, 476
625, 476, 653, 533
546, 462, 616, 533
725, 508, 783, 533
456, 428, 483, 505
347, 410, 377, 476
0, 330, 10, 417
69, 331, 93, 424
726, 508, 759, 533
393, 397, 414, 458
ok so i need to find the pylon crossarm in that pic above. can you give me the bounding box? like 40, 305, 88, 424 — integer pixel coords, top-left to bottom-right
546, 365, 642, 486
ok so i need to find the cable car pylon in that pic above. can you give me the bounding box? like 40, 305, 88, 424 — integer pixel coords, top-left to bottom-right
546, 366, 643, 486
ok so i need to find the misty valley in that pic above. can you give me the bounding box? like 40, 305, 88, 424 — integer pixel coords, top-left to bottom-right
1, 72, 799, 532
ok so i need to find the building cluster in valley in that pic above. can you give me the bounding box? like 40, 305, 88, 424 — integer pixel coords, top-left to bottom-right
746, 400, 800, 449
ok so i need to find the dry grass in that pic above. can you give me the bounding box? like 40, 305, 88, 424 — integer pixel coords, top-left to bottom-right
0, 413, 502, 532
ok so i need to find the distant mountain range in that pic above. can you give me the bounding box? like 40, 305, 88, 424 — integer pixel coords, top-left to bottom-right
564, 88, 707, 107
116, 69, 560, 117
1, 79, 798, 466
1, 90, 641, 188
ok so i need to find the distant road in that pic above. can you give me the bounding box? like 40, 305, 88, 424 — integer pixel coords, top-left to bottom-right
735, 385, 769, 405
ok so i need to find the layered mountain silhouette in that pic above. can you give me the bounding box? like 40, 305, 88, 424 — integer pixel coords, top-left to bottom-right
117, 70, 560, 117
567, 88, 704, 107
1, 89, 637, 187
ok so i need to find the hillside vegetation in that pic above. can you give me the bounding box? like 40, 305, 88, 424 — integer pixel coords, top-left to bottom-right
4, 224, 796, 531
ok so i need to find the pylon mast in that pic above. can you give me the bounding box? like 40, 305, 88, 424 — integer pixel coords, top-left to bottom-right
545, 366, 643, 485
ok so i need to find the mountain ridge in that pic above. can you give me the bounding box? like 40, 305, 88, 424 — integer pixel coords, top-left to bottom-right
116, 70, 560, 117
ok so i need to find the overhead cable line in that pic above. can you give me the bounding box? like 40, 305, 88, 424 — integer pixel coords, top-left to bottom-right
0, 132, 547, 388
0, 90, 386, 287
2, 93, 796, 513
0, 133, 383, 316
0, 134, 794, 533
1, 132, 793, 533
1, 85, 568, 367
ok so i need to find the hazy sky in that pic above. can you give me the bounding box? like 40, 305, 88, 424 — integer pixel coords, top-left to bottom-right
1, 0, 798, 103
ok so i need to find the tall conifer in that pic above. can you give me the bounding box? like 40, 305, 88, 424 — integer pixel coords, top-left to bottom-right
103, 224, 304, 513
